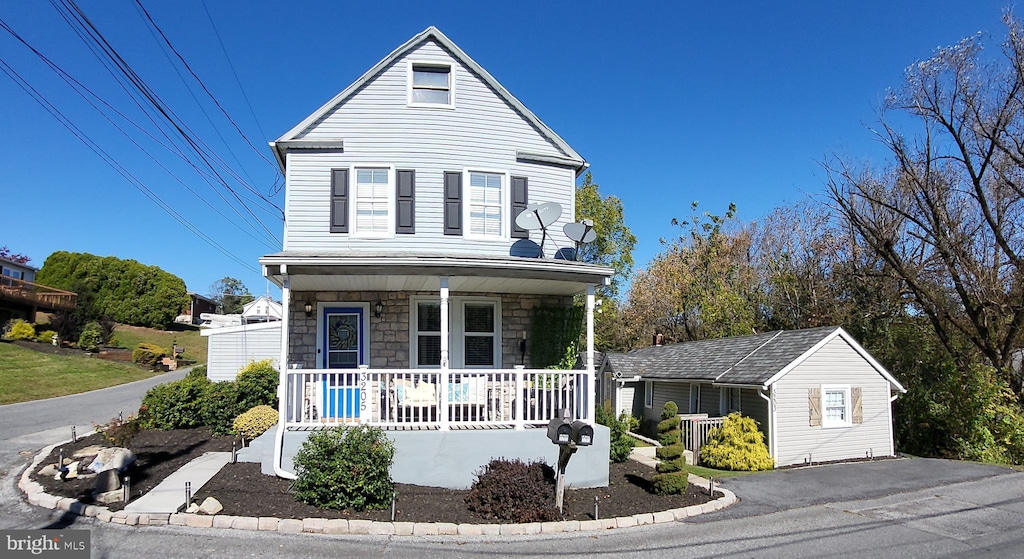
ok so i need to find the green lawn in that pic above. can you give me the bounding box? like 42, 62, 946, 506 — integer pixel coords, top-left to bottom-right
112, 324, 208, 364
0, 342, 163, 405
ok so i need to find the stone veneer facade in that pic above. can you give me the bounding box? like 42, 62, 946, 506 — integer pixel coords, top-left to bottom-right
288, 291, 572, 370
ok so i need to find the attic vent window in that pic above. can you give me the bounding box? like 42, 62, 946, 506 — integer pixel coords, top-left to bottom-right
410, 63, 452, 106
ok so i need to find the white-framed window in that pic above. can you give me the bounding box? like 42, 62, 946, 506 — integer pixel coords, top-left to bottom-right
689, 383, 701, 414
644, 381, 653, 408
409, 297, 501, 368
464, 170, 507, 239
463, 301, 497, 367
1, 267, 23, 279
821, 385, 851, 428
720, 387, 742, 415
414, 301, 441, 368
351, 166, 394, 237
408, 62, 453, 108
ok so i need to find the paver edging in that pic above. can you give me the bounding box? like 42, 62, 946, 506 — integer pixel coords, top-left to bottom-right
19, 440, 737, 535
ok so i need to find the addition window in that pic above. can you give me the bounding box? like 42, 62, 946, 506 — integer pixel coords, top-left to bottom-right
463, 302, 496, 367
409, 63, 453, 107
644, 381, 653, 408
352, 167, 393, 236
415, 302, 441, 367
466, 171, 505, 238
821, 385, 851, 428
1, 267, 23, 279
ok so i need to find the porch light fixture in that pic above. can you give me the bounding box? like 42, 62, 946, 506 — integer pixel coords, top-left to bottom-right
304, 302, 313, 317
375, 301, 384, 318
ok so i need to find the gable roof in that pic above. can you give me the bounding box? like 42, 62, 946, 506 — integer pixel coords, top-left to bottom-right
271, 26, 586, 175
602, 326, 905, 392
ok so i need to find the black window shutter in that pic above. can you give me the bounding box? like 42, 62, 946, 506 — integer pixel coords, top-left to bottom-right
396, 170, 415, 234
511, 176, 529, 238
443, 171, 462, 235
330, 169, 349, 233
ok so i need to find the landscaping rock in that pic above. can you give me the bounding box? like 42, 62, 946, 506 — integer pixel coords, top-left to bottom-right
63, 461, 81, 479
72, 445, 105, 458
198, 497, 223, 515
93, 490, 123, 505
94, 469, 121, 493
37, 464, 58, 478
185, 503, 200, 514
87, 447, 135, 474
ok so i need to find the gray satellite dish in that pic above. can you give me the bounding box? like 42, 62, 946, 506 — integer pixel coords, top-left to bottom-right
515, 202, 562, 257
563, 219, 597, 261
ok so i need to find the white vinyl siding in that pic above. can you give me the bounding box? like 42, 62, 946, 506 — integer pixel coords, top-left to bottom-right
202, 322, 282, 382
283, 39, 574, 256
772, 337, 895, 466
352, 167, 393, 236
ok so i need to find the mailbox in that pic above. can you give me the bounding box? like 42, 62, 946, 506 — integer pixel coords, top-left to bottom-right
571, 421, 594, 446
547, 418, 572, 445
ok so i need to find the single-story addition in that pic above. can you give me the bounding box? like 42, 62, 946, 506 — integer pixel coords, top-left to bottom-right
599, 326, 907, 467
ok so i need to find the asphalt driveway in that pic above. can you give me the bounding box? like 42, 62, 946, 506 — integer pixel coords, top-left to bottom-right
692, 456, 1015, 521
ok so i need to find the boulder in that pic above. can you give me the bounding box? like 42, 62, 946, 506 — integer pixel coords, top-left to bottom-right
72, 445, 105, 458
87, 448, 135, 474
198, 497, 223, 515
93, 489, 122, 504
94, 469, 121, 493
64, 461, 81, 479
185, 502, 200, 514
38, 464, 58, 478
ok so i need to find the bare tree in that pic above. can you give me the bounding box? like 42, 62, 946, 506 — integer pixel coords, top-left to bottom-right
827, 15, 1024, 391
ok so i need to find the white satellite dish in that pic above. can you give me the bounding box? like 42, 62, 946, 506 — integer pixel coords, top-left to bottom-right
514, 202, 562, 257
563, 219, 597, 261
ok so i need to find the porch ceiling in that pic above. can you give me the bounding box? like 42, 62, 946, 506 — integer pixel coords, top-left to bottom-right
260, 252, 614, 296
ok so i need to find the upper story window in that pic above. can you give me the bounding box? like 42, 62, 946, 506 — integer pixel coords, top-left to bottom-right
409, 63, 453, 107
353, 167, 393, 237
465, 171, 506, 239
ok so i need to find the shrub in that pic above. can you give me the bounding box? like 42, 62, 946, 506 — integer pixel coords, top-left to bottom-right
656, 456, 687, 473
78, 321, 103, 352
657, 401, 681, 446
236, 359, 279, 410
98, 319, 116, 344
656, 444, 685, 461
465, 458, 559, 522
651, 471, 689, 495
35, 329, 57, 344
233, 405, 278, 440
186, 365, 208, 380
201, 381, 241, 435
700, 412, 774, 471
293, 425, 395, 511
133, 342, 168, 368
139, 376, 211, 429
596, 404, 637, 463
3, 319, 36, 341
94, 413, 141, 447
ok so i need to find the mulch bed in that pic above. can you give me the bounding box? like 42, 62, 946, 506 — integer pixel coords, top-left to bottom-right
30, 426, 722, 522
9, 339, 92, 358
30, 427, 235, 511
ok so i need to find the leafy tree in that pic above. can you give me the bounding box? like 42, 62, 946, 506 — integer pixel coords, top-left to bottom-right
208, 277, 254, 314
574, 172, 637, 295
36, 251, 189, 328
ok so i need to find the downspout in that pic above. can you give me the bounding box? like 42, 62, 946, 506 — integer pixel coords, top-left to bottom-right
758, 387, 776, 462
888, 390, 901, 458
585, 284, 596, 423
273, 269, 296, 480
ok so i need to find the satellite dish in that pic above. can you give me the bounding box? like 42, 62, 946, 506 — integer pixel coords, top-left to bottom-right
562, 219, 597, 261
510, 239, 543, 258
554, 248, 576, 260
514, 202, 562, 257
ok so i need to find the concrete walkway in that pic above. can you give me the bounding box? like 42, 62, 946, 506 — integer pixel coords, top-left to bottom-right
124, 452, 231, 514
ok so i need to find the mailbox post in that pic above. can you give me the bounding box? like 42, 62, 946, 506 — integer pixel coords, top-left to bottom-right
546, 412, 594, 513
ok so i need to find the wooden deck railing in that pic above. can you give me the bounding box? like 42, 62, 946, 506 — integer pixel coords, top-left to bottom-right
283, 367, 593, 430
681, 414, 726, 465
0, 276, 77, 311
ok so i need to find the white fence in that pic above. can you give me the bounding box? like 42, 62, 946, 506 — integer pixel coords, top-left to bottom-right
680, 414, 727, 465
283, 367, 592, 430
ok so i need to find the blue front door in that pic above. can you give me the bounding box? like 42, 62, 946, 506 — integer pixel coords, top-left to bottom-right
322, 307, 364, 419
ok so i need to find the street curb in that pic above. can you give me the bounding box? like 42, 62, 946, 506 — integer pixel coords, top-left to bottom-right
19, 441, 737, 535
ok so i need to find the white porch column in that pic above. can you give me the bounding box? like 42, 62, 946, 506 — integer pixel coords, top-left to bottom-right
586, 284, 596, 424
439, 276, 450, 430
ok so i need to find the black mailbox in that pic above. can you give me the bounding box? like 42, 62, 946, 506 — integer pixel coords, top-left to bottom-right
547, 418, 572, 445
571, 421, 594, 446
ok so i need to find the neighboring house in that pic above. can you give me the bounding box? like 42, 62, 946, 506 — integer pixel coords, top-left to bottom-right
201, 322, 282, 382
249, 27, 614, 489
600, 326, 907, 467
176, 291, 220, 325
241, 295, 282, 324
0, 256, 76, 324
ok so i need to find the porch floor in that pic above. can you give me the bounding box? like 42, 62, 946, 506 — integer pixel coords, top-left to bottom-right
286, 423, 541, 432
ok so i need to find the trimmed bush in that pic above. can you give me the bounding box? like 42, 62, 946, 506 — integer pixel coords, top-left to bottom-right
139, 376, 211, 430
596, 404, 638, 463
201, 381, 240, 435
133, 342, 168, 368
657, 401, 681, 446
78, 321, 103, 352
656, 456, 687, 473
236, 359, 278, 410
465, 458, 559, 522
35, 329, 57, 344
651, 471, 689, 495
233, 405, 278, 440
186, 365, 208, 380
700, 412, 774, 471
656, 444, 686, 461
293, 425, 395, 511
3, 319, 35, 341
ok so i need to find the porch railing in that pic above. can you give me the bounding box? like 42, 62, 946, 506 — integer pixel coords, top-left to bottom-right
0, 276, 77, 311
283, 367, 592, 430
681, 414, 726, 465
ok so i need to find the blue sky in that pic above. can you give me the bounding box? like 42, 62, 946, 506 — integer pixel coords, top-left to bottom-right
0, 1, 1006, 299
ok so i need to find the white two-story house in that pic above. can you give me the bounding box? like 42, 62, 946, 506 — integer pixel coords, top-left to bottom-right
259, 27, 614, 488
